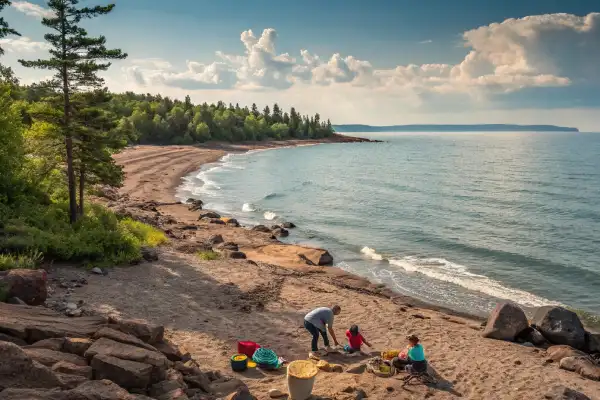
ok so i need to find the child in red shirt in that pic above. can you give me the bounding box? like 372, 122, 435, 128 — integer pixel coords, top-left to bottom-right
344, 325, 372, 354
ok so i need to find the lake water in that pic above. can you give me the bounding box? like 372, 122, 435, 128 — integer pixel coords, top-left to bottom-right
177, 132, 600, 317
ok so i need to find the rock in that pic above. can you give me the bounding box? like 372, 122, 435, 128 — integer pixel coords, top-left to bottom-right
209, 218, 225, 225
559, 356, 600, 381
207, 234, 224, 245
0, 269, 47, 306
225, 218, 240, 227
0, 333, 27, 346
55, 371, 88, 389
251, 225, 271, 233
23, 348, 87, 367
526, 327, 548, 346
544, 385, 591, 400
141, 246, 159, 262
223, 251, 247, 259
546, 345, 587, 362
532, 306, 586, 349
0, 302, 106, 342
281, 222, 296, 229
346, 363, 367, 374
584, 331, 600, 354
91, 353, 153, 390
63, 337, 93, 356
174, 360, 201, 376
181, 225, 198, 231
51, 360, 93, 379
154, 339, 190, 362
0, 341, 62, 389
183, 373, 211, 392
268, 388, 285, 398
72, 379, 148, 399
91, 267, 104, 275
66, 303, 77, 311
85, 338, 169, 373
7, 297, 27, 305
108, 316, 164, 344
25, 338, 65, 351
482, 302, 529, 341
175, 242, 212, 254
313, 250, 333, 266
155, 388, 189, 399
355, 389, 368, 400
150, 380, 187, 398
188, 199, 204, 211
215, 242, 239, 251
199, 211, 220, 220
224, 385, 254, 400
272, 228, 289, 238
93, 327, 158, 351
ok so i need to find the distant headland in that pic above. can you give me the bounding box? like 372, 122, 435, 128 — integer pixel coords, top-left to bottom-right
333, 124, 579, 133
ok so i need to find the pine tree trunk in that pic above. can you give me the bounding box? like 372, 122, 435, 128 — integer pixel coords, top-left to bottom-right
60, 6, 77, 224
78, 167, 84, 217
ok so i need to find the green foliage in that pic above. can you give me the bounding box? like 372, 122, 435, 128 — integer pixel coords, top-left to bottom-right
0, 0, 20, 57
0, 282, 7, 302
119, 218, 168, 248
196, 250, 220, 261
0, 251, 41, 271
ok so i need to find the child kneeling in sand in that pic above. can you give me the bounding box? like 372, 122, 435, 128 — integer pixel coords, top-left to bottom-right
344, 325, 372, 355
392, 334, 427, 373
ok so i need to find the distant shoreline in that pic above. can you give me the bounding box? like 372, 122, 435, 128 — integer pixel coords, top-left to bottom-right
334, 124, 579, 133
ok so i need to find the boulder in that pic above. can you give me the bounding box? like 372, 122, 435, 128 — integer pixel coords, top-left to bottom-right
526, 327, 548, 346
544, 385, 591, 400
0, 341, 62, 389
559, 356, 600, 381
224, 385, 255, 400
222, 250, 247, 259
584, 331, 600, 354
215, 242, 238, 251
482, 302, 529, 341
55, 372, 88, 389
155, 389, 189, 399
546, 345, 587, 362
198, 212, 220, 220
154, 339, 190, 362
251, 225, 271, 233
272, 228, 289, 238
85, 338, 169, 369
23, 348, 87, 367
63, 337, 93, 357
281, 222, 296, 229
209, 219, 225, 225
141, 246, 159, 262
91, 353, 153, 389
108, 316, 164, 344
0, 333, 27, 347
207, 234, 224, 245
25, 338, 65, 352
532, 306, 586, 349
150, 380, 187, 398
183, 373, 211, 392
0, 269, 47, 306
93, 327, 158, 351
188, 199, 204, 212
71, 379, 150, 399
224, 218, 240, 227
51, 360, 93, 379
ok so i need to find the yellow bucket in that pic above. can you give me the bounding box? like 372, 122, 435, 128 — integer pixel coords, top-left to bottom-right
381, 350, 399, 360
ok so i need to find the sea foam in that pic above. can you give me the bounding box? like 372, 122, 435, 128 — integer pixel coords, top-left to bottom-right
242, 203, 257, 212
360, 246, 384, 261
264, 211, 278, 220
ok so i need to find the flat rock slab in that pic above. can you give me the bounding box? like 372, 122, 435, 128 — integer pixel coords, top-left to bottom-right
51, 361, 93, 379
108, 316, 164, 344
23, 348, 88, 367
93, 327, 158, 352
0, 303, 106, 343
85, 337, 169, 370
91, 353, 153, 390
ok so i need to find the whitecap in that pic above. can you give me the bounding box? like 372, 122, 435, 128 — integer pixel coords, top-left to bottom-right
388, 256, 558, 308
264, 211, 278, 220
242, 203, 257, 212
360, 246, 384, 261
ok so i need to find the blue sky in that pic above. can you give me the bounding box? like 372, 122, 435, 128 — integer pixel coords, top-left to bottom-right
2, 0, 600, 130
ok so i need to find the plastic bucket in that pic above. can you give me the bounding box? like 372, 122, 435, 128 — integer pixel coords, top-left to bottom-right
237, 341, 260, 358
230, 354, 248, 372
287, 360, 318, 400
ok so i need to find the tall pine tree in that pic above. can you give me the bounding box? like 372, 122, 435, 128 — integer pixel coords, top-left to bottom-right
19, 0, 127, 223
0, 0, 19, 56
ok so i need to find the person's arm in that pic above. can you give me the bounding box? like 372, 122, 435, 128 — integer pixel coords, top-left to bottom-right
362, 335, 372, 348
327, 324, 339, 346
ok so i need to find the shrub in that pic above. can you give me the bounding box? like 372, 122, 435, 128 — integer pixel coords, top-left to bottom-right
196, 250, 220, 261
119, 218, 168, 247
0, 251, 41, 271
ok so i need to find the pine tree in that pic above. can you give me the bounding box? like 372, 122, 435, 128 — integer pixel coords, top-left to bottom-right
251, 103, 259, 117
19, 0, 127, 223
263, 105, 271, 124
0, 0, 20, 56
272, 103, 281, 123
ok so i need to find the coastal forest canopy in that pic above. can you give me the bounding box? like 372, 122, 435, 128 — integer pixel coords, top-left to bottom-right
0, 0, 332, 272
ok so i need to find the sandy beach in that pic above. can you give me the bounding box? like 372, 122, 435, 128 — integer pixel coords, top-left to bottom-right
57, 138, 600, 399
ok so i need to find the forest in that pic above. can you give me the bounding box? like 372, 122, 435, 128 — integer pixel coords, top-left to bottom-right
0, 0, 333, 274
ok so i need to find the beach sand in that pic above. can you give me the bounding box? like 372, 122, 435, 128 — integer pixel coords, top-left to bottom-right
61, 139, 600, 399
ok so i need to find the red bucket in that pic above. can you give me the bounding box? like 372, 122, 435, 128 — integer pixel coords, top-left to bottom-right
237, 341, 260, 358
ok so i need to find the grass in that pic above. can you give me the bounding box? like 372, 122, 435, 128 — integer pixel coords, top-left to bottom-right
196, 250, 220, 261
119, 218, 169, 247
0, 251, 41, 271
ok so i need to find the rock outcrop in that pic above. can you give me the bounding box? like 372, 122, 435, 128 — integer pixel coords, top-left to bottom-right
0, 269, 48, 306
482, 302, 529, 341
532, 306, 586, 350
544, 385, 591, 400
559, 356, 600, 381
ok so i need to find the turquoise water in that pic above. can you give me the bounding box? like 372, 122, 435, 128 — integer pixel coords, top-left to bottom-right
177, 132, 600, 317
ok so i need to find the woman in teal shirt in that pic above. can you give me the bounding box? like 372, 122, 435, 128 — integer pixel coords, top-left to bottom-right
392, 334, 427, 373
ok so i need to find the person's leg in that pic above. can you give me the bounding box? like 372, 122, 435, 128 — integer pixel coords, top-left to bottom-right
304, 320, 319, 352
320, 329, 330, 348
392, 357, 409, 369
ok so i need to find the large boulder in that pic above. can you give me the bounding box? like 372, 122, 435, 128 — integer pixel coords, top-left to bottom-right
207, 234, 224, 245
584, 331, 600, 354
108, 316, 164, 344
91, 353, 153, 390
0, 269, 47, 306
0, 341, 62, 390
198, 211, 221, 220
532, 306, 586, 349
23, 348, 87, 367
482, 302, 529, 341
154, 339, 190, 363
544, 385, 591, 400
93, 327, 158, 351
559, 356, 600, 381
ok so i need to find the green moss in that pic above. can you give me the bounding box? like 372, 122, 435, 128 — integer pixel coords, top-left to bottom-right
196, 250, 220, 261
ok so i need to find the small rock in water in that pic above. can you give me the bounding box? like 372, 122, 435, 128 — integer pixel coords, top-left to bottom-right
281, 221, 296, 229
268, 388, 285, 398
91, 267, 103, 275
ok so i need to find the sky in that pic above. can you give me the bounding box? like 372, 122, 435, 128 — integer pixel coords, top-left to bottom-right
1, 0, 599, 131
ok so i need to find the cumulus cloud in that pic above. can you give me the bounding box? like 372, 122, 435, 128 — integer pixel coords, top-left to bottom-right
11, 1, 55, 19
125, 13, 599, 99
0, 37, 50, 53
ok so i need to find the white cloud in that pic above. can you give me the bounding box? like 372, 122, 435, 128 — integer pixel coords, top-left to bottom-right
11, 1, 55, 19
419, 40, 433, 44
0, 37, 50, 53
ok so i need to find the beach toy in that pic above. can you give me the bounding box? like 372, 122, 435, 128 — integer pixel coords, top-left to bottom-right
230, 354, 248, 372
237, 341, 260, 358
247, 360, 257, 368
381, 350, 399, 360
287, 360, 318, 400
252, 348, 280, 370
